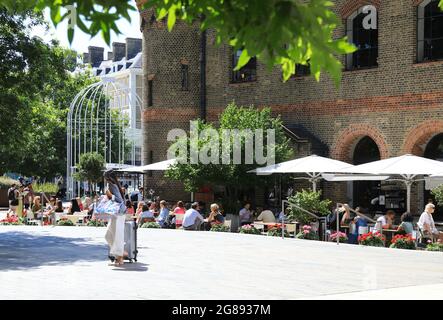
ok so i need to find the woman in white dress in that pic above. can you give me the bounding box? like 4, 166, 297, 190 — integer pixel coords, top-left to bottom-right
103, 170, 127, 266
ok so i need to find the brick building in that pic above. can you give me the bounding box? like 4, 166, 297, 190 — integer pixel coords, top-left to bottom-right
139, 0, 443, 215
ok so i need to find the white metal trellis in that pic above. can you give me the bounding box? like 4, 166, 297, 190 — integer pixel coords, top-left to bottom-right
66, 77, 143, 199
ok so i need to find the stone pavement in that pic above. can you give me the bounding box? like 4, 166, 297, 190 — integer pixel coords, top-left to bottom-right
1, 226, 443, 300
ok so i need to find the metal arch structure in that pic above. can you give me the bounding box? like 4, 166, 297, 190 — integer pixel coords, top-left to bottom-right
66, 77, 143, 199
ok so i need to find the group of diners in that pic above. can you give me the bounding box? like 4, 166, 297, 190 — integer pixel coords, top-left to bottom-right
332, 202, 443, 244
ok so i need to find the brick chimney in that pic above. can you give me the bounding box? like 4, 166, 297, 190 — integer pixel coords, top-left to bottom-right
87, 46, 104, 68
126, 38, 142, 60
112, 42, 126, 62
107, 51, 114, 61
83, 52, 90, 64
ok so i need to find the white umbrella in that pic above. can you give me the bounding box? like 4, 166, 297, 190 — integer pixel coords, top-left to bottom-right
117, 158, 177, 173
333, 154, 443, 212
249, 155, 352, 191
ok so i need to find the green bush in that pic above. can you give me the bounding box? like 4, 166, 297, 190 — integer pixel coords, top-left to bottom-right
210, 224, 230, 232
58, 219, 75, 226
33, 182, 58, 194
287, 190, 331, 225
268, 227, 290, 237
0, 176, 18, 189
426, 242, 443, 252
140, 222, 161, 228
87, 219, 107, 227
239, 224, 261, 235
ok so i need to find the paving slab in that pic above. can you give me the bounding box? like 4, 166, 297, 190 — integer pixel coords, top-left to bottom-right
0, 226, 442, 300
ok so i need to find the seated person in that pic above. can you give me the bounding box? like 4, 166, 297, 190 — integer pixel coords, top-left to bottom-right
257, 207, 276, 223
418, 203, 442, 242
31, 196, 42, 219
137, 204, 155, 225
69, 198, 82, 214
135, 201, 145, 216
239, 202, 254, 226
156, 200, 170, 228
396, 212, 414, 235
126, 200, 135, 215
373, 210, 395, 233
203, 203, 224, 231
43, 196, 57, 224
183, 202, 204, 231
348, 207, 368, 244
54, 200, 64, 213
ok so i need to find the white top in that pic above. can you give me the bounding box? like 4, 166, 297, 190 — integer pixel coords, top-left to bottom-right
140, 210, 154, 218
182, 208, 204, 228
373, 216, 388, 233
418, 211, 438, 234
257, 210, 276, 223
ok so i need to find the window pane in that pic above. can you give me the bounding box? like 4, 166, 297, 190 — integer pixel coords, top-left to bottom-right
349, 11, 378, 69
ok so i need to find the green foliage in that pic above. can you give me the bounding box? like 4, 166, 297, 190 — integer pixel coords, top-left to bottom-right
166, 103, 293, 202
140, 222, 161, 228
287, 190, 331, 224
33, 182, 59, 194
87, 219, 107, 227
431, 185, 443, 207
239, 224, 261, 235
210, 224, 230, 232
296, 224, 320, 240
73, 152, 105, 186
426, 242, 443, 252
3, 0, 357, 83
58, 219, 75, 226
0, 176, 18, 189
267, 226, 289, 237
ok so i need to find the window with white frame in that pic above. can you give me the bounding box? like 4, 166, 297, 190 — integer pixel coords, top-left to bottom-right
417, 0, 443, 62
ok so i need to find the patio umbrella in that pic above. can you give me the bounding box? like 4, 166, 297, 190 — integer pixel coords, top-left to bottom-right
117, 158, 177, 173
248, 155, 353, 191
332, 154, 443, 212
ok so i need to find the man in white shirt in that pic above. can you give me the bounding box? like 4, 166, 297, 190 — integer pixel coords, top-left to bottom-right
257, 207, 276, 223
418, 203, 441, 242
183, 202, 204, 231
373, 210, 395, 233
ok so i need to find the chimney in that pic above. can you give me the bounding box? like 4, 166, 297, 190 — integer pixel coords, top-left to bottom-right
88, 46, 104, 68
112, 42, 126, 62
126, 38, 142, 60
83, 52, 90, 64
107, 51, 114, 61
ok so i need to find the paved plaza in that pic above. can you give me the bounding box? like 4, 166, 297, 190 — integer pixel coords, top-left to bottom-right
1, 225, 443, 300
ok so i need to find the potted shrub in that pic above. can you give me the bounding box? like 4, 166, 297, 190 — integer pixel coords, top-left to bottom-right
330, 231, 348, 243
287, 190, 331, 225
140, 222, 161, 228
268, 225, 290, 237
358, 232, 385, 247
210, 223, 230, 232
239, 224, 261, 235
87, 218, 107, 227
58, 218, 75, 226
295, 224, 319, 240
390, 234, 416, 250
426, 240, 443, 252
0, 215, 23, 226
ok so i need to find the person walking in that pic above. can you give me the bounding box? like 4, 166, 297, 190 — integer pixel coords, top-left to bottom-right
103, 170, 127, 266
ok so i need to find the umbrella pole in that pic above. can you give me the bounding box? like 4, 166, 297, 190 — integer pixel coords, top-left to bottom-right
406, 181, 412, 213
336, 203, 340, 245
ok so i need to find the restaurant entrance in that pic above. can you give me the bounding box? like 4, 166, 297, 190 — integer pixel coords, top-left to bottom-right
352, 136, 381, 210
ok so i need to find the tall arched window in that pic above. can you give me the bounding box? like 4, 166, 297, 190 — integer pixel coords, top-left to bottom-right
418, 0, 443, 62
346, 7, 378, 70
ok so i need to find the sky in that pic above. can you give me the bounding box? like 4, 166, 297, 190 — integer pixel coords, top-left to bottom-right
31, 8, 142, 54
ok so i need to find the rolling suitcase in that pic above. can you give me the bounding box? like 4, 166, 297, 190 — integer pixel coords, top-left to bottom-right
108, 220, 138, 263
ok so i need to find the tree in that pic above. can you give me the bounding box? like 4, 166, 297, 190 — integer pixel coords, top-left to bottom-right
73, 152, 105, 195
165, 103, 294, 209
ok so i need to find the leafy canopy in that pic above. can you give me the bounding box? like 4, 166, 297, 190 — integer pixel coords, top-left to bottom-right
73, 152, 105, 184
2, 0, 357, 83
165, 102, 294, 192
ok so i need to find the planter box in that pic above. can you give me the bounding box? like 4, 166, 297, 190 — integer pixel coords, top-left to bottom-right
0, 188, 8, 207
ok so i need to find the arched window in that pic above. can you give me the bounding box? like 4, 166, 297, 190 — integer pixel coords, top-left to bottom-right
417, 0, 443, 62
346, 7, 378, 70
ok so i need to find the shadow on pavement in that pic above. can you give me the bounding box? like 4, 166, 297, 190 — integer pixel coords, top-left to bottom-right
110, 262, 149, 272
0, 231, 108, 271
